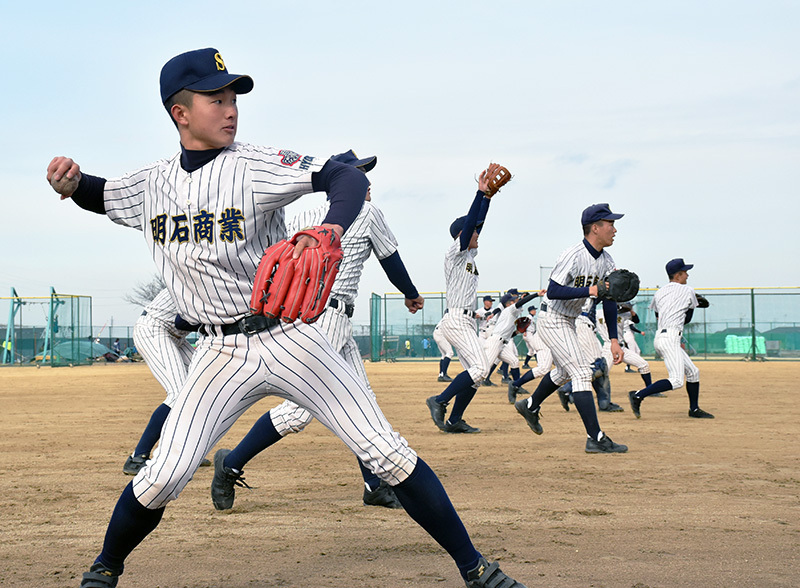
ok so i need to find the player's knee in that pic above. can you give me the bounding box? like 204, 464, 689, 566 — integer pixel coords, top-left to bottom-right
669, 376, 685, 390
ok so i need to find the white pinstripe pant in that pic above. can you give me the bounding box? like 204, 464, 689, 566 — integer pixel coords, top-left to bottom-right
132, 316, 195, 407
539, 311, 593, 391
484, 335, 520, 369
432, 325, 454, 360
269, 305, 371, 436
523, 330, 553, 378
132, 320, 417, 509
439, 310, 490, 384
654, 328, 699, 389
623, 331, 641, 355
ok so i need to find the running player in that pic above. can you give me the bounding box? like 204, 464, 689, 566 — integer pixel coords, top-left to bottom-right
49, 47, 525, 588
513, 203, 628, 453
628, 259, 714, 419
425, 171, 499, 434
123, 288, 211, 475
210, 149, 424, 510
433, 318, 455, 382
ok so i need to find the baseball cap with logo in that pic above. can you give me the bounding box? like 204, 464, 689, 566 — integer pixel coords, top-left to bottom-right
581, 203, 624, 225
483, 295, 495, 302
330, 150, 378, 173
500, 294, 513, 305
666, 258, 694, 276
449, 216, 484, 239
160, 47, 254, 105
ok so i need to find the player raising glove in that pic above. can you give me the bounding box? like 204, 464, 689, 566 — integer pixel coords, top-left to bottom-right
250, 226, 343, 324
596, 269, 640, 302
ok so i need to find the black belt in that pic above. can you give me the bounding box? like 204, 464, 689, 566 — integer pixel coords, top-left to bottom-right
445, 308, 472, 316
141, 310, 147, 316
329, 297, 354, 318
200, 314, 281, 338
540, 302, 548, 312
660, 328, 682, 336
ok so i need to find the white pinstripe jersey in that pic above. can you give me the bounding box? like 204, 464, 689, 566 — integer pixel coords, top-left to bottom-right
546, 241, 616, 318
444, 240, 479, 310
102, 143, 324, 325
142, 288, 179, 325
650, 282, 698, 330
288, 200, 398, 306
492, 304, 524, 341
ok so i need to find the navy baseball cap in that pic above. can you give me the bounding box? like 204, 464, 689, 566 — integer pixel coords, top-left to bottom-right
581, 203, 624, 225
666, 258, 694, 276
483, 295, 494, 302
507, 288, 520, 297
330, 150, 377, 173
449, 216, 484, 239
160, 48, 254, 105
527, 305, 537, 312
500, 294, 513, 305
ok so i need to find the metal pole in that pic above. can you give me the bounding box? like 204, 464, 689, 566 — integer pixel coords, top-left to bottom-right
750, 288, 757, 361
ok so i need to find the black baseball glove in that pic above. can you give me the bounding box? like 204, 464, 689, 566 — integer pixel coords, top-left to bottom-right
696, 294, 710, 308
596, 269, 640, 302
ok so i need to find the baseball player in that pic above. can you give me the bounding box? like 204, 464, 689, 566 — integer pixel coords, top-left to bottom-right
433, 317, 455, 382
123, 288, 211, 475
425, 169, 502, 434
614, 303, 654, 386
474, 295, 500, 386
49, 48, 524, 588
211, 150, 425, 511
496, 289, 521, 383
629, 259, 714, 419
521, 305, 543, 368
514, 203, 628, 453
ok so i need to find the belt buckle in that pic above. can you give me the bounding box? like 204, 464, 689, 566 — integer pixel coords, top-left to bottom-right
239, 315, 268, 337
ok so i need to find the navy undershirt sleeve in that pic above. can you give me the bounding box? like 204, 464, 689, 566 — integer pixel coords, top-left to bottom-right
547, 280, 590, 300
514, 292, 539, 308
70, 173, 107, 215
311, 160, 369, 232
602, 299, 619, 339
458, 191, 490, 251
378, 251, 419, 300
684, 308, 695, 324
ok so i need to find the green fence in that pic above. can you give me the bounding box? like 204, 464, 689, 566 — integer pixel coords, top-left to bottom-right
367, 288, 800, 362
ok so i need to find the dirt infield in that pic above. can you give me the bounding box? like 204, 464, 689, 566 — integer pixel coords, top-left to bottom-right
1, 360, 797, 587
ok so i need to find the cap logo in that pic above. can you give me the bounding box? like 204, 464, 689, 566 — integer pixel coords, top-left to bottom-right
214, 53, 226, 71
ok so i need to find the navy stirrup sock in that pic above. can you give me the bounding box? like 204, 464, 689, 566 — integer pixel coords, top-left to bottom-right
572, 390, 601, 440
499, 362, 509, 378
636, 378, 672, 399
225, 411, 283, 471
392, 458, 480, 579
436, 370, 474, 404
97, 483, 164, 573
641, 372, 652, 386
686, 381, 700, 410
358, 459, 381, 491
509, 367, 520, 381
442, 357, 451, 374
529, 373, 558, 409
133, 403, 171, 456
448, 386, 477, 423
514, 370, 535, 387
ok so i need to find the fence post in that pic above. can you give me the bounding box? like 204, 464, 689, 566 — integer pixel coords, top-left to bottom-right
750, 288, 757, 361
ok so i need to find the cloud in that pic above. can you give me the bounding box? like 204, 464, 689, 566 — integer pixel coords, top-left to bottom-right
594, 158, 637, 189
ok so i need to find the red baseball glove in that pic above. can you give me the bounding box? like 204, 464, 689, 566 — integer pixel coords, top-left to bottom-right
250, 226, 343, 324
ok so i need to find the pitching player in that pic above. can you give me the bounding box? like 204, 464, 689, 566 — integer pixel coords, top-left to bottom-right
612, 303, 654, 386
514, 203, 628, 453
211, 150, 424, 511
49, 48, 524, 588
124, 288, 212, 475
432, 318, 455, 382
629, 259, 714, 419
425, 170, 501, 434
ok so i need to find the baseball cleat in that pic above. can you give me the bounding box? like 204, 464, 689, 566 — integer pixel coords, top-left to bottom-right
557, 388, 570, 412
507, 382, 527, 404
363, 481, 403, 509
628, 391, 642, 418
465, 557, 527, 587
122, 453, 148, 476
211, 448, 251, 511
426, 396, 447, 430
514, 398, 543, 435
437, 374, 453, 382
80, 562, 121, 587
500, 376, 511, 384
689, 407, 715, 419
481, 378, 497, 387
200, 457, 212, 467
585, 434, 628, 453
443, 419, 481, 433
599, 402, 624, 412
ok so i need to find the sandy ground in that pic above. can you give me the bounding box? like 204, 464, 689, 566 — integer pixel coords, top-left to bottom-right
0, 360, 798, 588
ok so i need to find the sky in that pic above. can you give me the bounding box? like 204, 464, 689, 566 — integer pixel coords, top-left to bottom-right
1, 1, 798, 329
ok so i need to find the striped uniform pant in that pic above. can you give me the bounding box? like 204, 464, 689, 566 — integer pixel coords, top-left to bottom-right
621, 345, 650, 373
539, 311, 593, 391
623, 331, 641, 355
523, 330, 553, 378
131, 320, 417, 509
132, 317, 195, 407
483, 334, 520, 369
654, 328, 699, 389
439, 310, 490, 385
270, 304, 371, 436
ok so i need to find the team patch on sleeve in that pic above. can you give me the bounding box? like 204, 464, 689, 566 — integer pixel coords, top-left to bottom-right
278, 149, 303, 166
